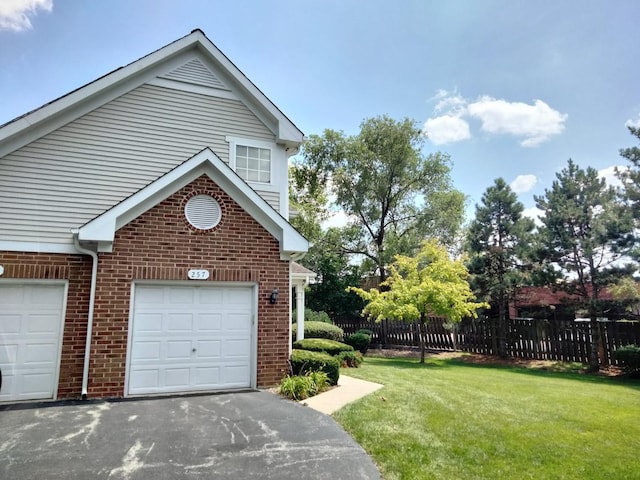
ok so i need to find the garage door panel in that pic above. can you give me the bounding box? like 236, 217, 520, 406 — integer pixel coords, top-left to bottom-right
0, 286, 23, 303
135, 286, 164, 305
223, 365, 250, 385
167, 313, 193, 332
222, 313, 251, 331
194, 367, 220, 386
128, 285, 253, 396
165, 368, 191, 387
197, 313, 221, 331
224, 339, 250, 357
135, 313, 163, 332
28, 314, 62, 334
131, 341, 161, 361
169, 287, 194, 304
199, 289, 223, 304
0, 344, 18, 364
24, 343, 58, 364
166, 340, 192, 360
0, 314, 21, 333
129, 369, 159, 390
227, 288, 252, 304
0, 283, 65, 402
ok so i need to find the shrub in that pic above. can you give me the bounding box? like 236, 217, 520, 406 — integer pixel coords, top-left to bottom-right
345, 332, 371, 354
279, 371, 330, 400
290, 349, 340, 385
306, 370, 329, 395
357, 328, 374, 337
613, 344, 640, 372
293, 338, 354, 356
292, 321, 344, 342
338, 350, 364, 368
291, 308, 332, 324
279, 375, 312, 400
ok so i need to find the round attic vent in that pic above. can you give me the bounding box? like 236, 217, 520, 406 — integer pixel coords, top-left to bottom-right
185, 194, 222, 230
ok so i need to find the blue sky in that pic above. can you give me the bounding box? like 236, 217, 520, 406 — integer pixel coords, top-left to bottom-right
1, 0, 639, 222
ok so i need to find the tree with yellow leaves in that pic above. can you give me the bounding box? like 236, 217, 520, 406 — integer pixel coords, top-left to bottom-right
349, 240, 488, 363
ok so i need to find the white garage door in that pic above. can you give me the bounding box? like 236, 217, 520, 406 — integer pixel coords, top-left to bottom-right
0, 283, 66, 403
128, 284, 254, 396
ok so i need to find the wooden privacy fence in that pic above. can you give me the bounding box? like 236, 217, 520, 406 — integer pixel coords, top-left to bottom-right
333, 316, 640, 366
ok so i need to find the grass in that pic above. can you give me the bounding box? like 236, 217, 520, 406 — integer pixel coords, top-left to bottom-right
333, 356, 640, 480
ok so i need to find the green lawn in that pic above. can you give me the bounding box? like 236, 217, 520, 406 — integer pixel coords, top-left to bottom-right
333, 356, 640, 480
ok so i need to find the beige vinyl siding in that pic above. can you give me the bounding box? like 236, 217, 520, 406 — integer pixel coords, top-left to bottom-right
0, 83, 277, 245
159, 57, 228, 90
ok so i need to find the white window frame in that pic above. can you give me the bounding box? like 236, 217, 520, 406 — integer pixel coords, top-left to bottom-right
226, 137, 278, 191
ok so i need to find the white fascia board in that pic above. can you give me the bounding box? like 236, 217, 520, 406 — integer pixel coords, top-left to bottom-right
195, 33, 304, 146
78, 148, 308, 255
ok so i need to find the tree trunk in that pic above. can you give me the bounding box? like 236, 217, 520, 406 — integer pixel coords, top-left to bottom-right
588, 309, 600, 372
498, 295, 507, 358
419, 314, 426, 363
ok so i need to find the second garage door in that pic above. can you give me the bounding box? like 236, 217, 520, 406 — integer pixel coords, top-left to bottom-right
128, 284, 254, 396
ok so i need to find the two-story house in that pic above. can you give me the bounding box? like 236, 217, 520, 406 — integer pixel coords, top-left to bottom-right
0, 30, 312, 403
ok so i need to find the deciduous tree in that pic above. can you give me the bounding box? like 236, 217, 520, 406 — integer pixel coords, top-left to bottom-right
298, 115, 464, 285
349, 240, 488, 363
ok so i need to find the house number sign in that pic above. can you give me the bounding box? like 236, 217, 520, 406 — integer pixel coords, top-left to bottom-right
188, 269, 210, 280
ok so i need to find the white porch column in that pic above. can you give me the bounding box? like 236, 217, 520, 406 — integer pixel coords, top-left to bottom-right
296, 284, 305, 341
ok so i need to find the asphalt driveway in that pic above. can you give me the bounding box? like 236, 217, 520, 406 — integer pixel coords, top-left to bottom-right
0, 391, 380, 479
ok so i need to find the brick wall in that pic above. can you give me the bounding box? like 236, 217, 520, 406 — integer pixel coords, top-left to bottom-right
0, 252, 92, 399
0, 174, 292, 400
88, 174, 291, 397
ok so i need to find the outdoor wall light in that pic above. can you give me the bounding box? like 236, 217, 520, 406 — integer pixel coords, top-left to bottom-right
269, 288, 279, 304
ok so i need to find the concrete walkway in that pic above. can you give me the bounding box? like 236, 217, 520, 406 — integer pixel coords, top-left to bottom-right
300, 375, 384, 415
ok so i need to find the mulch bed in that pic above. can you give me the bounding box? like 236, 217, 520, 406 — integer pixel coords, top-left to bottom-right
366, 348, 625, 377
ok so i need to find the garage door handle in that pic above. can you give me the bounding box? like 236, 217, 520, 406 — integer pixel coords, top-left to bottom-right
192, 348, 196, 353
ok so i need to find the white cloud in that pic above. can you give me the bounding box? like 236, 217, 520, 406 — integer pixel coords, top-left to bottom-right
423, 115, 471, 145
510, 174, 538, 194
467, 97, 568, 147
598, 165, 627, 189
0, 0, 52, 32
625, 115, 640, 129
522, 207, 544, 226
423, 90, 567, 147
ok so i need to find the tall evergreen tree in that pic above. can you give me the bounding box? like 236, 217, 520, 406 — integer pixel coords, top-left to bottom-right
534, 159, 635, 371
617, 125, 640, 259
466, 178, 535, 357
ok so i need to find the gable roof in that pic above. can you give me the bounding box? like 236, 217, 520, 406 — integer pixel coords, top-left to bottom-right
0, 29, 303, 158
77, 148, 308, 259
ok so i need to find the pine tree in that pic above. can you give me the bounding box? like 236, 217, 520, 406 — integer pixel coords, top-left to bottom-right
466, 178, 535, 357
535, 159, 634, 371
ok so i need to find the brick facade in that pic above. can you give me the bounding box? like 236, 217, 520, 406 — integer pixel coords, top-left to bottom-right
0, 253, 92, 398
1, 174, 291, 399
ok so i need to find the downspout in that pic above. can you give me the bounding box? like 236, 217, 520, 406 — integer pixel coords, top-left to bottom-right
71, 230, 98, 400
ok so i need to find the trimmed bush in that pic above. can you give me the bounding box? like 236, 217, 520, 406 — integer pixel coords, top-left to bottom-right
290, 349, 340, 385
345, 332, 371, 354
292, 308, 332, 324
613, 344, 640, 372
293, 338, 354, 356
357, 328, 374, 337
292, 321, 344, 342
338, 350, 364, 368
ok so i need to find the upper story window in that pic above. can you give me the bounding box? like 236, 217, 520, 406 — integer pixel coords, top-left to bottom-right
226, 137, 276, 187
235, 145, 271, 183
